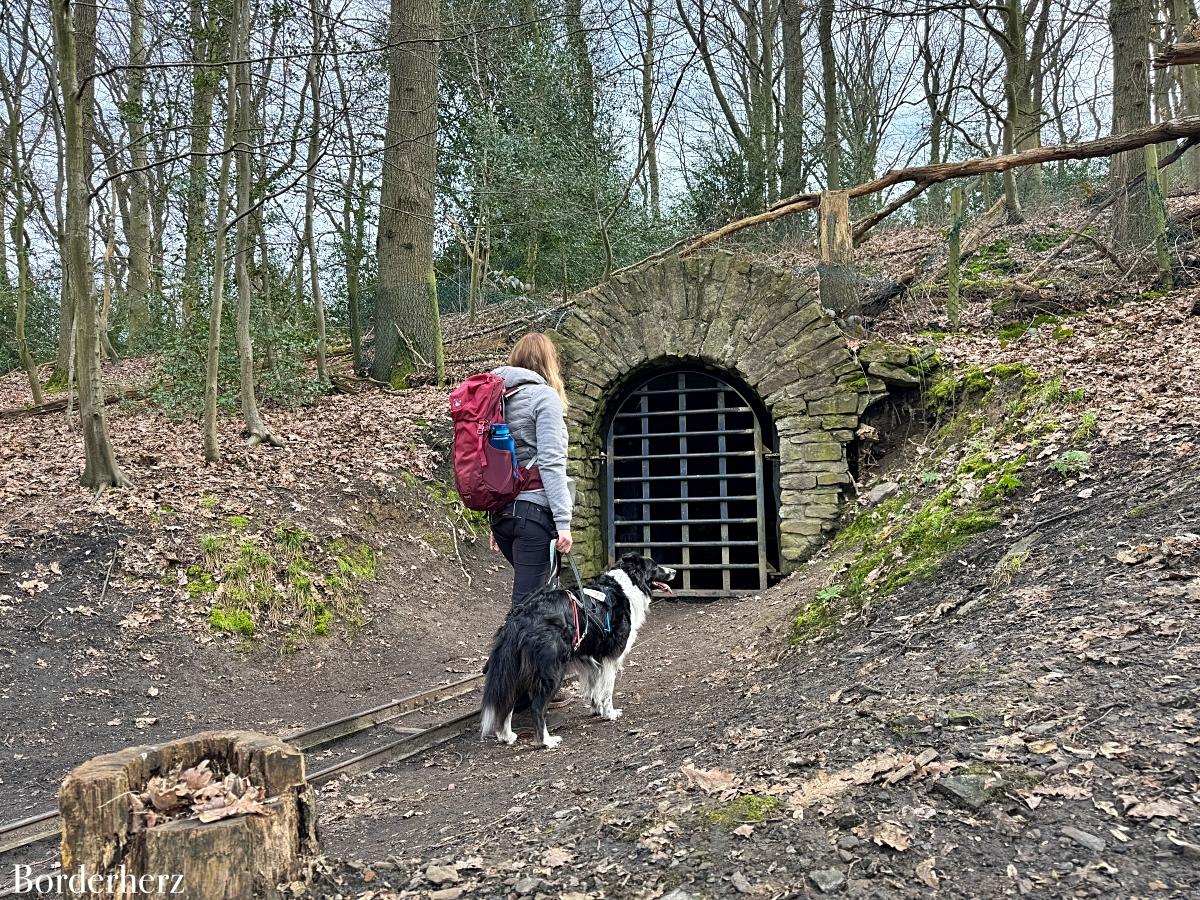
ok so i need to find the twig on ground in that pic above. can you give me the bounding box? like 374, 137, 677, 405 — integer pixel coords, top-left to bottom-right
99, 551, 117, 607
446, 515, 472, 587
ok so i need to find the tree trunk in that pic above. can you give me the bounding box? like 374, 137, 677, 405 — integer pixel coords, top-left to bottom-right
1169, 0, 1200, 189
1111, 0, 1153, 245
182, 0, 218, 322
305, 0, 329, 384
232, 0, 277, 447
50, 0, 128, 488
818, 0, 840, 189
761, 0, 778, 204
371, 0, 441, 387
640, 0, 660, 219
564, 0, 594, 130
124, 0, 151, 346
780, 0, 805, 197
946, 183, 965, 328
100, 211, 120, 362
202, 0, 240, 463
1144, 143, 1173, 287
0, 51, 45, 405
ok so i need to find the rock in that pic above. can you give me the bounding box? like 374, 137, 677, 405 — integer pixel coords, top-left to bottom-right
810, 868, 846, 893
430, 890, 463, 900
932, 775, 994, 810
731, 871, 754, 894
514, 876, 541, 895
1062, 826, 1106, 853
867, 361, 921, 385
837, 835, 862, 850
425, 864, 460, 886
661, 890, 695, 900
947, 709, 982, 726
861, 480, 900, 507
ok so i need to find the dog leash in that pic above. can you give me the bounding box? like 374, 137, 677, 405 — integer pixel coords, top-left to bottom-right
546, 542, 605, 648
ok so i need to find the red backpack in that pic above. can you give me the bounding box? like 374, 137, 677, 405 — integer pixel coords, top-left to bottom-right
449, 374, 544, 511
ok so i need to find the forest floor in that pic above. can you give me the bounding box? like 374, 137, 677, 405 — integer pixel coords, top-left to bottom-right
1, 208, 1199, 898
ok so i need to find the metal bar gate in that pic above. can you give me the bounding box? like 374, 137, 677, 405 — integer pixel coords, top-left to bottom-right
605, 370, 770, 598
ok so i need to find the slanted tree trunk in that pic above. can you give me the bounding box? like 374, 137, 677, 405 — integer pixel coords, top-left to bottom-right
182, 0, 218, 322
371, 0, 441, 387
818, 0, 840, 189
50, 0, 128, 488
1110, 0, 1153, 245
232, 0, 278, 447
124, 0, 151, 346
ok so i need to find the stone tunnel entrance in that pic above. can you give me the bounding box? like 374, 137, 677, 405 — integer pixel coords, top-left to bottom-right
550, 249, 917, 587
604, 365, 779, 598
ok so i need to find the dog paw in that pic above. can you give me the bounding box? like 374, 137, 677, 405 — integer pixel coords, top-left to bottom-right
602, 708, 623, 721
497, 731, 518, 745
542, 735, 562, 749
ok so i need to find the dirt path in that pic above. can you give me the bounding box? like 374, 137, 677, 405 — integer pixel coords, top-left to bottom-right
309, 437, 1200, 900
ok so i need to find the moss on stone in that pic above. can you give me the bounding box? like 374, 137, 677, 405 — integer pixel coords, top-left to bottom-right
209, 606, 256, 636
706, 794, 778, 826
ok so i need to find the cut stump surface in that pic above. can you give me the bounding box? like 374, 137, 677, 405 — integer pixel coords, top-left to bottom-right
59, 730, 318, 899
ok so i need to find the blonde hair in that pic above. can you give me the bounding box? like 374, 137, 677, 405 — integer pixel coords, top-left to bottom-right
510, 332, 568, 409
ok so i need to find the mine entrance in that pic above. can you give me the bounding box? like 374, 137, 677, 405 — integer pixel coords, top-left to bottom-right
604, 367, 778, 598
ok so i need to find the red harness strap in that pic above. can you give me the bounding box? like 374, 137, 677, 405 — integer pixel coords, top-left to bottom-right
566, 590, 583, 650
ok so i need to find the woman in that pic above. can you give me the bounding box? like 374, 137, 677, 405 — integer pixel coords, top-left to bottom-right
489, 333, 573, 604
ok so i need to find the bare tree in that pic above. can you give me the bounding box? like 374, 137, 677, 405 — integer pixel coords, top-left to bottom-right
0, 0, 45, 404
124, 0, 152, 345
819, 0, 841, 189
49, 0, 128, 487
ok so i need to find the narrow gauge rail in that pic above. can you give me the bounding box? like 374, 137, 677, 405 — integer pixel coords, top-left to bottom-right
0, 673, 484, 856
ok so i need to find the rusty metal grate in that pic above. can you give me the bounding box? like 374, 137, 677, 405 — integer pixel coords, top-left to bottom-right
605, 369, 770, 598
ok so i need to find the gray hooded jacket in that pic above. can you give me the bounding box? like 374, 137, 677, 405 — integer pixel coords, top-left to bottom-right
492, 365, 573, 530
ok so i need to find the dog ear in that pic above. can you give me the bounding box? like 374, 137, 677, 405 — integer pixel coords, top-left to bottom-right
619, 551, 641, 566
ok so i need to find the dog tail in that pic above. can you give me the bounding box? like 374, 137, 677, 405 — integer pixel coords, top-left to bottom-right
480, 629, 517, 739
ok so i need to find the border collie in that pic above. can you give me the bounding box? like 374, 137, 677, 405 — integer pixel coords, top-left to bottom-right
480, 552, 675, 749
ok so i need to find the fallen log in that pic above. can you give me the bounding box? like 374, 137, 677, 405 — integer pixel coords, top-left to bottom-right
0, 386, 141, 420
669, 117, 1200, 259
1154, 41, 1200, 69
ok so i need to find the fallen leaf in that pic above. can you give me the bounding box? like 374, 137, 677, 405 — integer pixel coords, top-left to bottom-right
854, 821, 911, 851
1123, 797, 1184, 820
916, 857, 939, 889
681, 764, 738, 794
542, 847, 573, 868
732, 824, 754, 839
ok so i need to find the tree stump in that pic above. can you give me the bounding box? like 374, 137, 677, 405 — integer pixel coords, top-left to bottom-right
817, 189, 861, 318
59, 731, 318, 900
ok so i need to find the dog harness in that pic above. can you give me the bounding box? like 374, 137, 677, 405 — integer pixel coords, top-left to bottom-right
546, 544, 613, 649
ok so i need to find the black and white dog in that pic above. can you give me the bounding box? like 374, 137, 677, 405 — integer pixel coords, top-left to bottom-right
480, 552, 675, 749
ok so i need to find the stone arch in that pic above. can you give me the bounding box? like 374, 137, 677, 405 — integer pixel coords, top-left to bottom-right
551, 250, 873, 580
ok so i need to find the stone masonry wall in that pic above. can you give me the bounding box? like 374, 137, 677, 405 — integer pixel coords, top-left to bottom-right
550, 250, 878, 578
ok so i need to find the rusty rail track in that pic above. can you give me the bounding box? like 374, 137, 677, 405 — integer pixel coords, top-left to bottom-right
0, 674, 484, 856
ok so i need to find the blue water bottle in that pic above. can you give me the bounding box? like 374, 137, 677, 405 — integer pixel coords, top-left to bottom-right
489, 424, 520, 478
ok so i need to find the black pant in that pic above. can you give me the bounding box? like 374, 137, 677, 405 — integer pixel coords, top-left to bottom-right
491, 500, 556, 604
